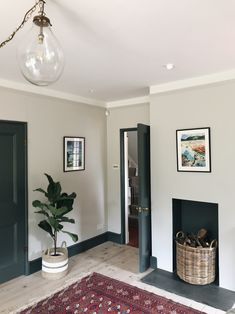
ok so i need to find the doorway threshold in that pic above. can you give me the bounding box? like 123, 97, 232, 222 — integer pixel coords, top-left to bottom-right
141, 268, 235, 311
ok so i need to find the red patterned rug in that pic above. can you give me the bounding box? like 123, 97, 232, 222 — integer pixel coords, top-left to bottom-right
20, 272, 205, 313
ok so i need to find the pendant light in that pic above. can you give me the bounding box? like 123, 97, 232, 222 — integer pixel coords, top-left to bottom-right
0, 0, 65, 86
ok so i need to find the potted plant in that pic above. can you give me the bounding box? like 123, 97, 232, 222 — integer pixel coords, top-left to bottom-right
33, 173, 78, 279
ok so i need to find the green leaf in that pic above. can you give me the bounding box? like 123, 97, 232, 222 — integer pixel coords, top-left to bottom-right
55, 206, 71, 217
47, 205, 58, 216
48, 217, 60, 230
32, 201, 49, 217
58, 194, 76, 201
58, 224, 64, 230
68, 192, 77, 199
47, 181, 62, 204
32, 200, 41, 207
43, 174, 62, 204
34, 210, 49, 218
38, 220, 54, 238
33, 188, 48, 197
32, 200, 47, 209
62, 230, 78, 242
58, 217, 75, 224
57, 192, 76, 212
44, 173, 54, 184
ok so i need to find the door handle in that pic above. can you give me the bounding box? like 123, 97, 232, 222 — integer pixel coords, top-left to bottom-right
137, 206, 149, 213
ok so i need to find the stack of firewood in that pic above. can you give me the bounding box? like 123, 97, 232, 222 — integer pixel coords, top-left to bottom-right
176, 228, 213, 248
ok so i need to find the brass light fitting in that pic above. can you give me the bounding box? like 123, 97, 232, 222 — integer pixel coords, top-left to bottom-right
0, 0, 65, 86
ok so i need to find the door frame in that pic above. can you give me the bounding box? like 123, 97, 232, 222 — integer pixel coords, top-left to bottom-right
0, 119, 29, 276
120, 127, 137, 244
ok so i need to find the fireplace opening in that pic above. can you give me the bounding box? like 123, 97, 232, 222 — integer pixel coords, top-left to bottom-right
172, 198, 219, 285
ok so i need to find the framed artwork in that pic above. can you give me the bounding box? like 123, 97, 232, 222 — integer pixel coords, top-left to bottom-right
63, 136, 85, 172
176, 127, 211, 172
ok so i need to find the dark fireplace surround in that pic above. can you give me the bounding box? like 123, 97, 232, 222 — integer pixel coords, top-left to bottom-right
172, 198, 219, 285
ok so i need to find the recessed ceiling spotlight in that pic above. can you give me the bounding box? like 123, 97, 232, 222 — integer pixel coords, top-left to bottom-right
89, 88, 94, 93
163, 63, 175, 70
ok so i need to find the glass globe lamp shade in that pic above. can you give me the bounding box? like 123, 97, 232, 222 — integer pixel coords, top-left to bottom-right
17, 17, 64, 86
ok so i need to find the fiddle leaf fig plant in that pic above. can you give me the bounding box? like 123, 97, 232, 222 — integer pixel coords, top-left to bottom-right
33, 173, 78, 256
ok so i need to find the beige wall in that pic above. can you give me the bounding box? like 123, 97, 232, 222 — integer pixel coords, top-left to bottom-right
150, 81, 235, 290
0, 87, 107, 260
2, 80, 235, 291
106, 103, 150, 233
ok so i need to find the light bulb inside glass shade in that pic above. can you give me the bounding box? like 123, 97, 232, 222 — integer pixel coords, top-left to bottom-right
17, 20, 64, 86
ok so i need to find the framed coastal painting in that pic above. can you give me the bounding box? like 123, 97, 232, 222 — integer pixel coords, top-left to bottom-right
176, 127, 211, 172
63, 136, 85, 172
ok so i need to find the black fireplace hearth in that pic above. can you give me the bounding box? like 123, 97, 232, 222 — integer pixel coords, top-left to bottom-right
141, 268, 235, 311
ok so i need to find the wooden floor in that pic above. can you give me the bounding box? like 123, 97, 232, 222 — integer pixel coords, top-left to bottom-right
0, 242, 225, 314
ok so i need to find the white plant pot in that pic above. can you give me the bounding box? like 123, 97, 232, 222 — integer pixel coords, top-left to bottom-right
42, 243, 68, 280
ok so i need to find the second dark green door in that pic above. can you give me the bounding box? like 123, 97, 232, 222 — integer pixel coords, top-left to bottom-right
0, 121, 27, 283
137, 123, 151, 273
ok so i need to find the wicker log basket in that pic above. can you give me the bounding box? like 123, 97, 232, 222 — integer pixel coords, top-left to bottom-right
176, 231, 217, 285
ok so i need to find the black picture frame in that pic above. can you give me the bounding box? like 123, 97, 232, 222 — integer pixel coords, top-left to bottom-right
63, 136, 85, 172
176, 127, 211, 172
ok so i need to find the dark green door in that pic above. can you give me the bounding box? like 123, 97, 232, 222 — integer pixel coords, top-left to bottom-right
0, 121, 27, 283
137, 123, 151, 272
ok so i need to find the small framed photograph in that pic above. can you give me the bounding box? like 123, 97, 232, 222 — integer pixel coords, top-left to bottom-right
63, 136, 85, 172
176, 127, 211, 172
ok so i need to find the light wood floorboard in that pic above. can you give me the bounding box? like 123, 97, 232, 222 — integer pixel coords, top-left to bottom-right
0, 242, 225, 314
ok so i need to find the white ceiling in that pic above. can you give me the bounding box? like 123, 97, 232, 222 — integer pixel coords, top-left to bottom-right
0, 0, 235, 103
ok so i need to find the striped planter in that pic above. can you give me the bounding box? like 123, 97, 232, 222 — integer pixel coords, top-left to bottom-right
42, 245, 68, 280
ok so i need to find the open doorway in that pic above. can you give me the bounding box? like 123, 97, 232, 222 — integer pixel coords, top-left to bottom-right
124, 130, 139, 248
120, 124, 151, 272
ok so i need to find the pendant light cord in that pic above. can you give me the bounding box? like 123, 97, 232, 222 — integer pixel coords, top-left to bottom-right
0, 0, 45, 48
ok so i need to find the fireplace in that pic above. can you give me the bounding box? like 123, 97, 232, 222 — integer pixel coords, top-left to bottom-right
172, 198, 219, 285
